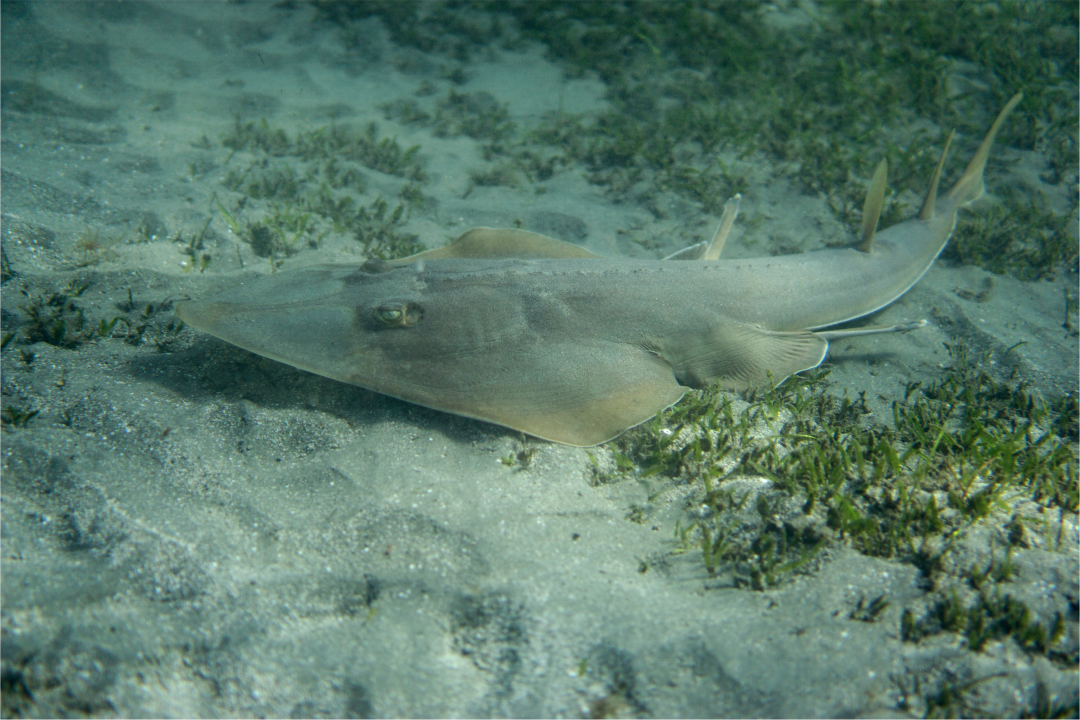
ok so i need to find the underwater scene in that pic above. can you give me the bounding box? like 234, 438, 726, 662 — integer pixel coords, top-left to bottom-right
1, 1, 1077, 717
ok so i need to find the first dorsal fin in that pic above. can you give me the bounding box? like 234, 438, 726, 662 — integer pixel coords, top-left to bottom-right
389, 227, 604, 265
664, 194, 742, 261
662, 241, 709, 261
703, 193, 742, 260
857, 159, 888, 252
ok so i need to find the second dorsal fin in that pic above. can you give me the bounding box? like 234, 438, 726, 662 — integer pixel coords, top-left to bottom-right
918, 130, 955, 220
857, 159, 888, 253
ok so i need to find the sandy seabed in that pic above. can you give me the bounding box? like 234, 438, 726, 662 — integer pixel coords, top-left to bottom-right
1, 2, 1077, 717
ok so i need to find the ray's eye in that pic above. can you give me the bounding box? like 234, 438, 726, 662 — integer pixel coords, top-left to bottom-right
377, 307, 402, 322
374, 301, 422, 327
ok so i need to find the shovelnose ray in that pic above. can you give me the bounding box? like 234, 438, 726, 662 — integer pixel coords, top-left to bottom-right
177, 94, 1022, 446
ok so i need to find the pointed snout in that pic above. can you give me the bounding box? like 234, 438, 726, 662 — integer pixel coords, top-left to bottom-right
175, 265, 377, 383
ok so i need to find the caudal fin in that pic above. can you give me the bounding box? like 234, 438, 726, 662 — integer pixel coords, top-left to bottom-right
944, 92, 1023, 207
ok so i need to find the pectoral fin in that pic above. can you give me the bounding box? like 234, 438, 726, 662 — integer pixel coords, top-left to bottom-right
449, 340, 687, 447
390, 227, 604, 264
659, 319, 829, 391
444, 320, 826, 444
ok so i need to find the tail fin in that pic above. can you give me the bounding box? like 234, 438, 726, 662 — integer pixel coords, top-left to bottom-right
945, 92, 1023, 206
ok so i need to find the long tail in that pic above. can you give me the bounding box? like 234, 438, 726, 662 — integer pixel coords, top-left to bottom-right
943, 92, 1024, 208
863, 92, 1021, 250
